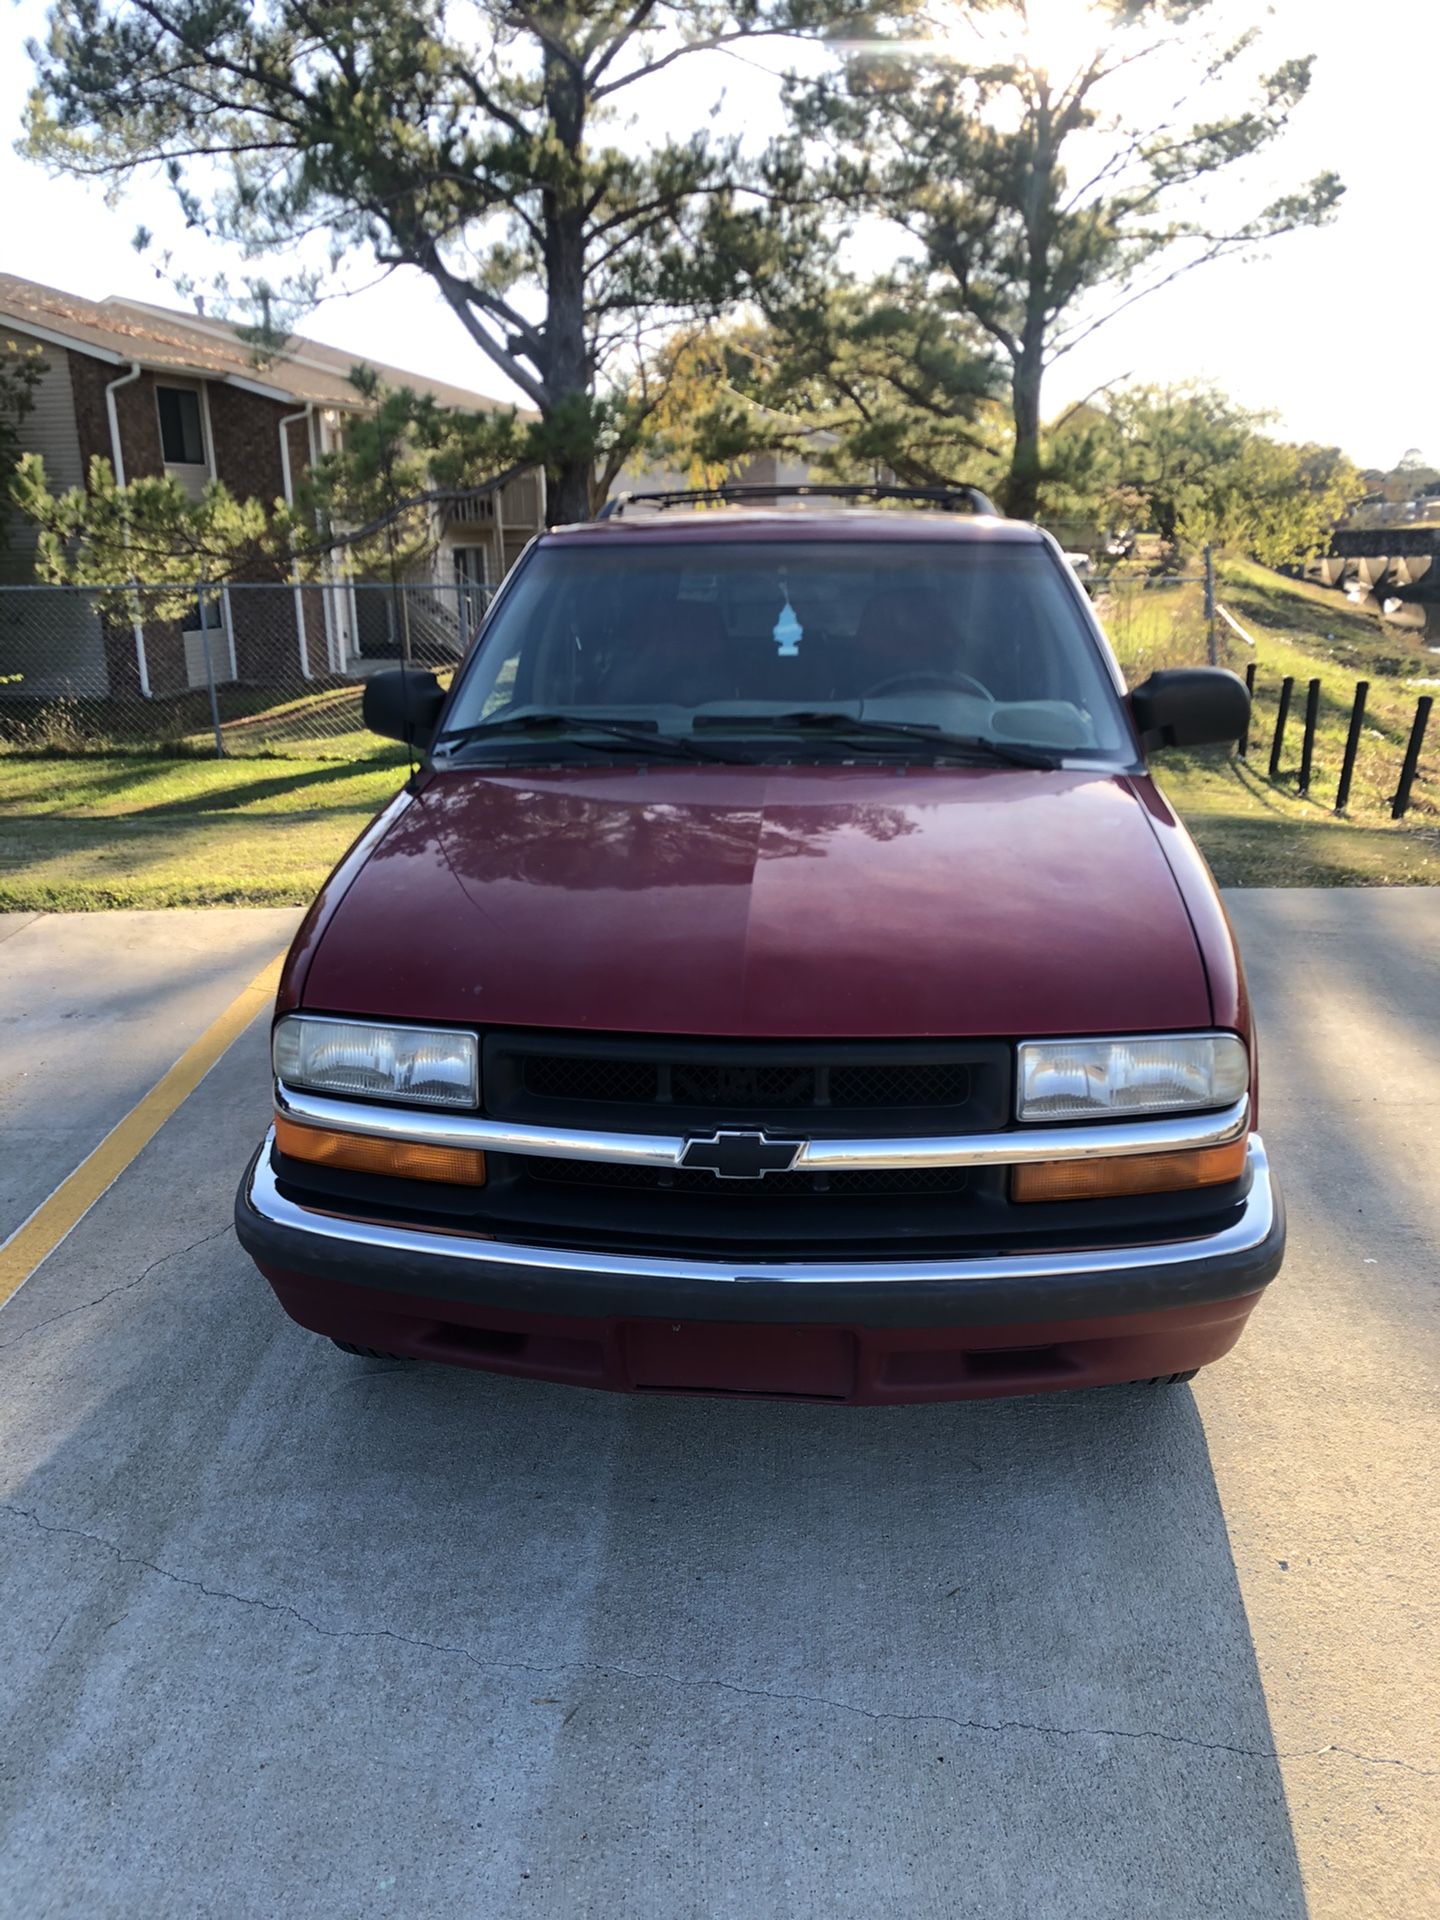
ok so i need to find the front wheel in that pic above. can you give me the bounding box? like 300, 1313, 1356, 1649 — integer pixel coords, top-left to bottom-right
329, 1338, 412, 1361
1139, 1369, 1200, 1386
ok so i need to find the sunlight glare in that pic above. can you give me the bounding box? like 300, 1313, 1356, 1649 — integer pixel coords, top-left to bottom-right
945, 0, 1107, 83
836, 2, 1108, 86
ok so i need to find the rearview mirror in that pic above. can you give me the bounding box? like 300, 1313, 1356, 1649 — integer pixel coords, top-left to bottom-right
1130, 668, 1250, 752
362, 668, 447, 751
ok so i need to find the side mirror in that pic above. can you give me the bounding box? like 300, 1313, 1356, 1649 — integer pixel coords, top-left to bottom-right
1130, 667, 1250, 752
362, 668, 446, 751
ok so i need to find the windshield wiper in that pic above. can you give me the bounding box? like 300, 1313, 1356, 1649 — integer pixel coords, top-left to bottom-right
437, 712, 747, 764
692, 710, 1060, 770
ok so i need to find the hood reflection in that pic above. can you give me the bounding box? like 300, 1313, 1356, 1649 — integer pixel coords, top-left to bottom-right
387, 768, 920, 897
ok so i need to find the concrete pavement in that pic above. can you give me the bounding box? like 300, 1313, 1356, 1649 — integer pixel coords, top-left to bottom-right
0, 908, 301, 1240
0, 894, 1436, 1917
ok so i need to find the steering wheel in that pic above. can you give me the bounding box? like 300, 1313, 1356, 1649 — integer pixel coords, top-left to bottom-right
862, 668, 994, 701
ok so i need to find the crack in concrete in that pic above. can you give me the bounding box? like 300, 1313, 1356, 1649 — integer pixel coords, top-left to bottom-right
0, 912, 44, 948
3, 1501, 1434, 1779
0, 1225, 234, 1351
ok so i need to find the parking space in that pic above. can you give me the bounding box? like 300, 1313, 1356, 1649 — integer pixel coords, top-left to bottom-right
0, 893, 1436, 1918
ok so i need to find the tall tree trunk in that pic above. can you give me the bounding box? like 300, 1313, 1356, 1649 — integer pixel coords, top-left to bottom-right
549, 457, 592, 525
1006, 91, 1052, 525
542, 45, 593, 526
1007, 348, 1043, 522
546, 221, 592, 523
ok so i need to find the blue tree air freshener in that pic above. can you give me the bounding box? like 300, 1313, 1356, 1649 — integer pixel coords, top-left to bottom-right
773, 590, 803, 657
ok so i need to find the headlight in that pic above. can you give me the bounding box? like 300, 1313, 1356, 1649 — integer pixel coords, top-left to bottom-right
273, 1015, 478, 1110
1016, 1033, 1248, 1122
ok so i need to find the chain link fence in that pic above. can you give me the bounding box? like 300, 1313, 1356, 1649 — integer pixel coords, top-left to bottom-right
0, 579, 491, 759
1, 569, 1217, 760
1084, 570, 1220, 674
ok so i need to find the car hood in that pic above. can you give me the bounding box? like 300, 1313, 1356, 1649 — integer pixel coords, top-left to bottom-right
301, 765, 1211, 1037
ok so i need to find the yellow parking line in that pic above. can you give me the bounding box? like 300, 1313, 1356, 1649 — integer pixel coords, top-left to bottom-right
0, 954, 284, 1312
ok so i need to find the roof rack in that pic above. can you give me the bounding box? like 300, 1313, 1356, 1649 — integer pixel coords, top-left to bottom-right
594, 482, 1001, 520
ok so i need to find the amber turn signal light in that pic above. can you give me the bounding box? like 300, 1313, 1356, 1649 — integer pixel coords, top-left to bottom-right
275, 1113, 487, 1187
1011, 1136, 1248, 1203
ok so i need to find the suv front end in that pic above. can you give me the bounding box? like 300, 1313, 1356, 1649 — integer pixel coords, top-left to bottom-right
237, 1014, 1283, 1402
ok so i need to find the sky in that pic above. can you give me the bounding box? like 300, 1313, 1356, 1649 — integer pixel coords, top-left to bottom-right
1, 0, 1436, 472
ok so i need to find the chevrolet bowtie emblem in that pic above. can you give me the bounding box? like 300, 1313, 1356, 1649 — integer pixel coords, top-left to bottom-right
679, 1130, 804, 1180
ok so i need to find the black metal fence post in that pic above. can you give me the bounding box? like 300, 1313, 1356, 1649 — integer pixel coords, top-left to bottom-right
1335, 681, 1368, 814
1298, 678, 1321, 795
1238, 662, 1256, 757
1268, 676, 1294, 781
1392, 696, 1433, 820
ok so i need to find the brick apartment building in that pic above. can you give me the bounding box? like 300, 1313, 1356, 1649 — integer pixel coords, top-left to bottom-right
0, 273, 544, 703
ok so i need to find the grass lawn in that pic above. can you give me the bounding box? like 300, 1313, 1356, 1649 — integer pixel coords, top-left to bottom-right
1, 560, 1436, 910
1157, 754, 1438, 887
2, 742, 1436, 912
0, 752, 406, 910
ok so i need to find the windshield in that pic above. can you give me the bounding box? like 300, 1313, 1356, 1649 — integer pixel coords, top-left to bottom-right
439, 539, 1130, 762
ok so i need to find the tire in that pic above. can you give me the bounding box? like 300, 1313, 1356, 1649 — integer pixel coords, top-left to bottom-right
329, 1338, 411, 1360
1140, 1368, 1200, 1386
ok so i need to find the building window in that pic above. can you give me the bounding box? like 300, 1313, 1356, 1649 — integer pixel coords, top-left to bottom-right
183, 586, 224, 635
156, 386, 206, 466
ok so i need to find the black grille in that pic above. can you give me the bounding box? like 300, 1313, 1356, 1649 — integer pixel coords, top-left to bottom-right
490, 1031, 1008, 1139
521, 1055, 970, 1111
672, 1063, 821, 1108
480, 1030, 1009, 1247
524, 1056, 659, 1103
831, 1063, 969, 1106
524, 1157, 970, 1197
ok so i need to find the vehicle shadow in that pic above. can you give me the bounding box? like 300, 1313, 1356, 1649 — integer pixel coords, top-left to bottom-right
461, 1374, 1310, 1918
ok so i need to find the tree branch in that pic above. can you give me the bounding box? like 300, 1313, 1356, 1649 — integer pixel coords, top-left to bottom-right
593, 24, 803, 100
585, 0, 660, 87
425, 253, 549, 408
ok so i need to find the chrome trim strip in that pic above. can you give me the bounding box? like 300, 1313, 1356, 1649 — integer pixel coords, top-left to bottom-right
276, 1080, 683, 1166
796, 1099, 1248, 1170
275, 1081, 1249, 1172
244, 1133, 1275, 1287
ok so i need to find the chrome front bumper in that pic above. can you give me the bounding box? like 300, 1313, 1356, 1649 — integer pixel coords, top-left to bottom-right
236, 1131, 1284, 1330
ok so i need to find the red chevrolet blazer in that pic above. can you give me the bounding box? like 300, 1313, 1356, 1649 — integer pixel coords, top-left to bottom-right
236, 486, 1284, 1404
